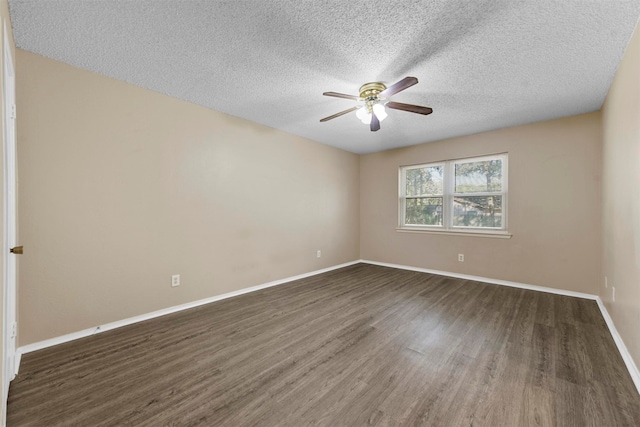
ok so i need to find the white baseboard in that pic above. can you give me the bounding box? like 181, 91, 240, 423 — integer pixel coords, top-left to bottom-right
17, 260, 361, 357
360, 259, 640, 395
595, 297, 640, 395
360, 259, 598, 300
13, 351, 21, 377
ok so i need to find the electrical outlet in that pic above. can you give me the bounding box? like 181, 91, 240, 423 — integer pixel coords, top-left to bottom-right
612, 287, 616, 302
458, 254, 464, 262
605, 276, 608, 288
172, 274, 180, 287
317, 250, 321, 258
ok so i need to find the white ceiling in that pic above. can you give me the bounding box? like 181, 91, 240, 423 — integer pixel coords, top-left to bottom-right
8, 1, 640, 154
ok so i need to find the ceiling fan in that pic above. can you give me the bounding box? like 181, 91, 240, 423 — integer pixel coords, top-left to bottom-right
320, 76, 433, 132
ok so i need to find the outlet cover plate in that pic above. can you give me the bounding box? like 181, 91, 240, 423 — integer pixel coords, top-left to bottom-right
172, 274, 180, 287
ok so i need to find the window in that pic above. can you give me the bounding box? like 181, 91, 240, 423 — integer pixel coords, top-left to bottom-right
399, 154, 508, 233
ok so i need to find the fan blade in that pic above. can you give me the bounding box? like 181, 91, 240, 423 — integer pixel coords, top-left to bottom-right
370, 112, 380, 132
323, 91, 359, 101
320, 106, 359, 122
379, 77, 419, 98
386, 101, 433, 115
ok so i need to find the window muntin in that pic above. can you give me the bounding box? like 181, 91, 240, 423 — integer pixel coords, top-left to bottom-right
400, 154, 507, 232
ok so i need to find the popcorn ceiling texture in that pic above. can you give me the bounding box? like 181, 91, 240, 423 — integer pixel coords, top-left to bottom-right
8, 0, 640, 154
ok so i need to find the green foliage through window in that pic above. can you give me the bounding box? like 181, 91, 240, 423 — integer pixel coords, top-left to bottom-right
405, 165, 443, 196
405, 197, 443, 225
455, 159, 502, 193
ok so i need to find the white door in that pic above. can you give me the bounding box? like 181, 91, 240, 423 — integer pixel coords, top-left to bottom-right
2, 21, 17, 405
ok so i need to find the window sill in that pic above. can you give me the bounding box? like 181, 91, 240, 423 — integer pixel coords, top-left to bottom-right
396, 227, 512, 239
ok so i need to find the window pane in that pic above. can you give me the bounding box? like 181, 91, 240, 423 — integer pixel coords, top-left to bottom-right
453, 196, 502, 228
405, 166, 443, 196
455, 159, 502, 193
405, 197, 443, 226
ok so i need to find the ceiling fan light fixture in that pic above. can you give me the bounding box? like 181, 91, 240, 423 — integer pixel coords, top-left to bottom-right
372, 103, 387, 121
356, 106, 371, 124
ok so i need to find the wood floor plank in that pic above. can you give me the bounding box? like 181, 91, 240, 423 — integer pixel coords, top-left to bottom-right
520, 385, 556, 427
7, 263, 640, 426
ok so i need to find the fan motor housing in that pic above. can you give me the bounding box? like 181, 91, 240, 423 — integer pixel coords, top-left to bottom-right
359, 82, 387, 100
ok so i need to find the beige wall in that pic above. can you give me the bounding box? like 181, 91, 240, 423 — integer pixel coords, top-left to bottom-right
602, 22, 640, 369
16, 50, 360, 345
360, 112, 602, 294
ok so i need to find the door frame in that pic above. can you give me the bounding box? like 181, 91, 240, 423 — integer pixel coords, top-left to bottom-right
2, 19, 17, 407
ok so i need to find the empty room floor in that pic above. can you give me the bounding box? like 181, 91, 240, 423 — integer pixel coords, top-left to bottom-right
7, 264, 640, 426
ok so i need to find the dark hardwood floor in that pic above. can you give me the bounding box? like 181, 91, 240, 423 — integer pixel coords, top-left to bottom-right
7, 264, 640, 426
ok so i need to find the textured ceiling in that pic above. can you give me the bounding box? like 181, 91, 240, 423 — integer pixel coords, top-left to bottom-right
8, 1, 640, 154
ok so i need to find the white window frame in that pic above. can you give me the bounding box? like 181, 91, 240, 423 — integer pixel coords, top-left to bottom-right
398, 153, 509, 237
